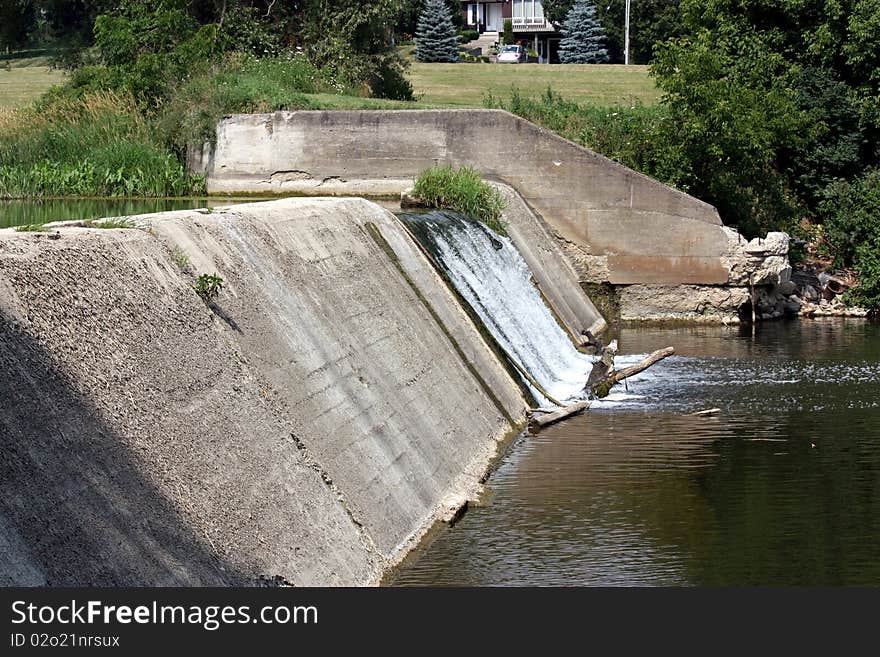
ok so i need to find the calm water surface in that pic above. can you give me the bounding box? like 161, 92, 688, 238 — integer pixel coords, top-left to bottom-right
0, 197, 278, 228
392, 319, 880, 586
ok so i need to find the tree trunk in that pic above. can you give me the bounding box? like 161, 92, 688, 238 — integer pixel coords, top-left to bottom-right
591, 347, 674, 397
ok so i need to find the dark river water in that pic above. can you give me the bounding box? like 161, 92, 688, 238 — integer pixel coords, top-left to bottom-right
0, 197, 285, 228
392, 319, 880, 586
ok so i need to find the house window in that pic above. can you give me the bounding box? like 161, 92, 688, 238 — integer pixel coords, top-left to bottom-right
513, 0, 545, 19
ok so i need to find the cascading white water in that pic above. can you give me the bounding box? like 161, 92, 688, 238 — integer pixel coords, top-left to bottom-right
400, 210, 594, 405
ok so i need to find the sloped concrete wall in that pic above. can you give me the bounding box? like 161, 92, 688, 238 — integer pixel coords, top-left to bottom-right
196, 110, 728, 285
492, 183, 606, 342
0, 198, 526, 586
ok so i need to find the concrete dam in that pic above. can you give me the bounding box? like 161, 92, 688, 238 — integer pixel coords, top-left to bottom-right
0, 192, 607, 585
1, 111, 788, 585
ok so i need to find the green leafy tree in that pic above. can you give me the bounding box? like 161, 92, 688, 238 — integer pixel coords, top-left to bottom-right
0, 0, 37, 51
820, 170, 880, 308
301, 0, 413, 99
651, 0, 880, 235
414, 0, 459, 62
559, 0, 608, 64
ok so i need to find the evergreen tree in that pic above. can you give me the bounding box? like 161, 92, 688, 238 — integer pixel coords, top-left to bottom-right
559, 0, 608, 64
414, 0, 458, 63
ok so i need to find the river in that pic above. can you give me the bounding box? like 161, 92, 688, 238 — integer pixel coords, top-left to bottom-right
391, 319, 880, 586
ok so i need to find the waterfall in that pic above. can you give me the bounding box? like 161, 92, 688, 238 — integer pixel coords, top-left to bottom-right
399, 210, 595, 405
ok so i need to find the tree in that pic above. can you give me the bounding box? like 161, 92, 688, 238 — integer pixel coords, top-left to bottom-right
502, 19, 514, 45
559, 0, 608, 64
414, 0, 458, 63
543, 0, 683, 64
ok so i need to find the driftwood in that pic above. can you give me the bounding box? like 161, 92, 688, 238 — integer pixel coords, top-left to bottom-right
530, 400, 590, 429
590, 346, 674, 397
688, 408, 721, 416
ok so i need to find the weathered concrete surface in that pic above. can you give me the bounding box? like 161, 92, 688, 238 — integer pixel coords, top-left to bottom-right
619, 285, 752, 323
195, 110, 725, 285
0, 197, 526, 586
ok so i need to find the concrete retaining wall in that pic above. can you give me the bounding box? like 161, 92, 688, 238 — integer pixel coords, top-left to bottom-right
0, 198, 526, 586
195, 110, 728, 285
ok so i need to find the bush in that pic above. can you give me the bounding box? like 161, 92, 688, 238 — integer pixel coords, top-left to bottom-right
158, 54, 326, 152
457, 29, 479, 43
819, 170, 880, 308
413, 165, 507, 234
502, 20, 514, 45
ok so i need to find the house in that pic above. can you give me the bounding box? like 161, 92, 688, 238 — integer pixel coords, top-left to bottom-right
461, 1, 562, 63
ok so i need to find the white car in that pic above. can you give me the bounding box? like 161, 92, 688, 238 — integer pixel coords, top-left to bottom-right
497, 45, 526, 63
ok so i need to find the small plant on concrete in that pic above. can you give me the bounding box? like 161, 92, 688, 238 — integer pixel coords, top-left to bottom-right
413, 165, 507, 235
559, 0, 609, 64
415, 0, 460, 63
194, 273, 224, 302
170, 246, 190, 270
13, 223, 47, 232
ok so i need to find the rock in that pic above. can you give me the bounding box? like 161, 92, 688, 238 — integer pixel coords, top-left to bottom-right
783, 298, 802, 315
743, 232, 790, 256
802, 284, 819, 301
725, 228, 791, 286
400, 188, 428, 209
618, 284, 751, 323
776, 280, 797, 296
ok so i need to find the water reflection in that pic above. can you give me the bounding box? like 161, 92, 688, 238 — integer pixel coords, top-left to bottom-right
392, 319, 880, 586
0, 197, 268, 228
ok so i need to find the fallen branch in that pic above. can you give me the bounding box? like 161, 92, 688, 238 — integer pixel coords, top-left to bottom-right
688, 408, 721, 417
530, 400, 590, 429
591, 346, 674, 398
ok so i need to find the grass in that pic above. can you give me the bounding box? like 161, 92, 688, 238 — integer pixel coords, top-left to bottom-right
484, 87, 673, 177
412, 165, 507, 234
0, 56, 68, 109
0, 91, 204, 198
407, 62, 660, 108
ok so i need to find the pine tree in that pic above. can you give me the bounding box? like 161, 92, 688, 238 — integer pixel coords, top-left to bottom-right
559, 0, 609, 64
414, 0, 459, 63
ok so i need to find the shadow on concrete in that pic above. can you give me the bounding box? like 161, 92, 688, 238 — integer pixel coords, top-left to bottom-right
0, 309, 243, 586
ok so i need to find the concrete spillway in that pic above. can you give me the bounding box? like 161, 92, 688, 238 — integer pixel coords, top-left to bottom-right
400, 210, 594, 405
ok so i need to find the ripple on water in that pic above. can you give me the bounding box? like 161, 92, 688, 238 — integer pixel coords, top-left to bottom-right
392, 320, 880, 586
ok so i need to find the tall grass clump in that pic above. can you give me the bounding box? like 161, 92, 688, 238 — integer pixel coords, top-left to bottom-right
0, 91, 204, 198
413, 165, 507, 234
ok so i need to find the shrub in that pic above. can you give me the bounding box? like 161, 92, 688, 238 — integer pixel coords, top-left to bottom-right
502, 20, 514, 46
457, 29, 479, 43
413, 165, 507, 234
819, 170, 880, 308
158, 54, 325, 152
484, 87, 677, 191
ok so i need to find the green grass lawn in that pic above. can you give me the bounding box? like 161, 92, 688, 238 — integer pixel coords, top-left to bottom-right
0, 56, 68, 109
408, 62, 661, 108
